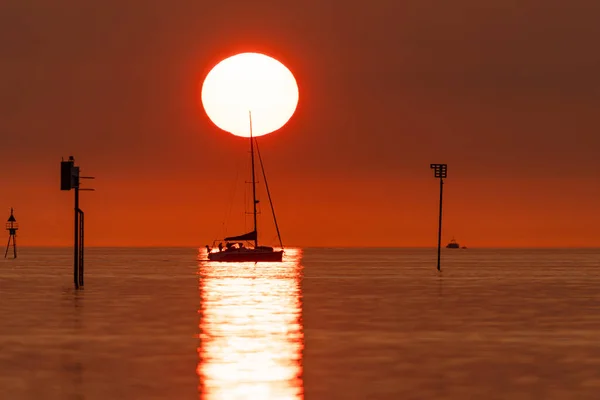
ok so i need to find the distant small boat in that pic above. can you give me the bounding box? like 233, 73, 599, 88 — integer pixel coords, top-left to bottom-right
446, 238, 460, 249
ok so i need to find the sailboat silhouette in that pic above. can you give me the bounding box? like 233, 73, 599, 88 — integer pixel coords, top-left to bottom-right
206, 111, 284, 262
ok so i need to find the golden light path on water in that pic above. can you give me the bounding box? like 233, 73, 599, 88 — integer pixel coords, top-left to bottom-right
197, 248, 304, 399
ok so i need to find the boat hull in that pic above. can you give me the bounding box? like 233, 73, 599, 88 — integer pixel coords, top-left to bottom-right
207, 249, 283, 262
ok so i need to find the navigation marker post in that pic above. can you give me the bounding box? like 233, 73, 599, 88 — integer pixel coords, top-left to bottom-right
61, 156, 94, 289
430, 163, 447, 272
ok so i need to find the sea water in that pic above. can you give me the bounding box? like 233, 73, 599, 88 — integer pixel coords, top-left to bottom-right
1, 247, 599, 399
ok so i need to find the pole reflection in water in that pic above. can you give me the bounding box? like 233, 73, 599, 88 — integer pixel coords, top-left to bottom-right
60, 289, 84, 399
197, 248, 304, 399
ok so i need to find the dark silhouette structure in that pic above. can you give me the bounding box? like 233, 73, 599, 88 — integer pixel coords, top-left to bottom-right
446, 238, 460, 249
430, 164, 447, 271
5, 208, 18, 259
61, 156, 94, 289
207, 111, 284, 262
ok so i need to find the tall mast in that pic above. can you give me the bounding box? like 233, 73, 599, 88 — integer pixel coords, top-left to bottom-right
249, 111, 258, 248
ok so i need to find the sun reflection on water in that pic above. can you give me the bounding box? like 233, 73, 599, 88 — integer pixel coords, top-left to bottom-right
197, 248, 304, 399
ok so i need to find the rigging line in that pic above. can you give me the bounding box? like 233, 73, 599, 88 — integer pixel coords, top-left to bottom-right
223, 150, 243, 238
255, 140, 284, 250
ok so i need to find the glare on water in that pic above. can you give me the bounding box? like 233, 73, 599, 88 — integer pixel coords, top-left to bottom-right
197, 248, 304, 399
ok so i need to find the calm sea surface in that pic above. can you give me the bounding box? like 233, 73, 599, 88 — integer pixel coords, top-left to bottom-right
1, 247, 599, 399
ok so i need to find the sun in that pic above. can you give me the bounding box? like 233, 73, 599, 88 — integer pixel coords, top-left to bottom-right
200, 52, 299, 138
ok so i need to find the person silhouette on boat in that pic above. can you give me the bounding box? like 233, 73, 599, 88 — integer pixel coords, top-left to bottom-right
218, 243, 223, 252
225, 242, 234, 251
205, 245, 211, 254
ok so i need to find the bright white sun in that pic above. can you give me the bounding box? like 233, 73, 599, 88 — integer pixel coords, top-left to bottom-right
201, 52, 299, 138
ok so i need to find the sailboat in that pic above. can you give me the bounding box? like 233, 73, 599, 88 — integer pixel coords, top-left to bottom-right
206, 111, 284, 262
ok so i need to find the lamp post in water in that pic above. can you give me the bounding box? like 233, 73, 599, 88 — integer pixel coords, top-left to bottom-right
61, 156, 94, 289
430, 163, 447, 271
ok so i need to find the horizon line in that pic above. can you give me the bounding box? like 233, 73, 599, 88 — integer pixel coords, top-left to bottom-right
13, 245, 600, 250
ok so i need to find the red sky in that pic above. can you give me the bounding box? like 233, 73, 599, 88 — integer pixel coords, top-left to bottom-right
0, 0, 599, 247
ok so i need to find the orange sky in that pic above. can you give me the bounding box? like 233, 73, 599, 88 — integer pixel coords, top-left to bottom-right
1, 1, 599, 247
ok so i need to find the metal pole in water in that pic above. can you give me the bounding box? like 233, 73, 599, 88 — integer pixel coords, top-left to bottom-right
61, 156, 94, 289
74, 186, 79, 289
430, 164, 447, 272
79, 210, 84, 287
437, 177, 444, 271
